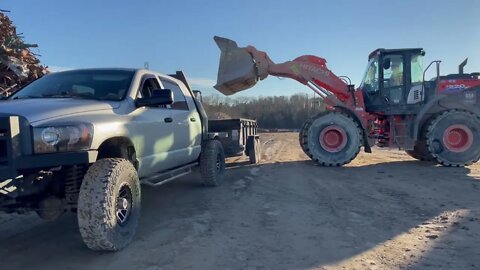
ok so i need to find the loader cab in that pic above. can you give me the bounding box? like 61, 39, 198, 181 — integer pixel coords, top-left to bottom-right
360, 48, 425, 114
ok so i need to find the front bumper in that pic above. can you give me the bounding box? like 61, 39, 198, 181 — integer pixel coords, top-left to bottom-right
0, 151, 97, 198
0, 115, 97, 197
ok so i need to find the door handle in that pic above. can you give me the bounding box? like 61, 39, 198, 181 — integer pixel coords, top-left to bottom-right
190, 118, 196, 122
164, 117, 173, 123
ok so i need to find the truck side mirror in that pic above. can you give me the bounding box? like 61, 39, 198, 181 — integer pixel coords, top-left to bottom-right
193, 90, 203, 102
136, 89, 174, 107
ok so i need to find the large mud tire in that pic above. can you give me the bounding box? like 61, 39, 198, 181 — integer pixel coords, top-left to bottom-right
300, 112, 363, 166
426, 110, 480, 167
200, 140, 226, 187
78, 158, 140, 251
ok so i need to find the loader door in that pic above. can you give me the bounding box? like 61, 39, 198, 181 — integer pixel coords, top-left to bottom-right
360, 56, 387, 112
381, 54, 406, 108
361, 53, 419, 114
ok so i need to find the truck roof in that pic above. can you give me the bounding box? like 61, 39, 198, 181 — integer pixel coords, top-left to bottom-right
52, 67, 140, 73
50, 68, 193, 91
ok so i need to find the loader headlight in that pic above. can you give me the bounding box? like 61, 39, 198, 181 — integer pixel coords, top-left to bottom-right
33, 123, 93, 154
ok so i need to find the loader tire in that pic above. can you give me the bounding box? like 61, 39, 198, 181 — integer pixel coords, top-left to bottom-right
426, 110, 480, 166
300, 112, 363, 166
200, 140, 226, 186
299, 111, 329, 157
405, 145, 433, 161
78, 158, 140, 251
299, 118, 312, 157
406, 123, 434, 161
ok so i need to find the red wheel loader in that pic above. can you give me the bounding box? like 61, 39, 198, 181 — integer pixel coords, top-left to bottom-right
213, 36, 480, 167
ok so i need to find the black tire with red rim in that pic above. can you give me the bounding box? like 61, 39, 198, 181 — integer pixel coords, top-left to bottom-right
300, 112, 363, 166
426, 110, 480, 166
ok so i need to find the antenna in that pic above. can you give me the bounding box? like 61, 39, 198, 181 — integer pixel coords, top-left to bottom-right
144, 61, 149, 69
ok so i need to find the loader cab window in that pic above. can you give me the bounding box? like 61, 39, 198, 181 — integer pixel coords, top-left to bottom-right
411, 55, 424, 84
382, 55, 405, 105
383, 55, 404, 87
360, 57, 379, 94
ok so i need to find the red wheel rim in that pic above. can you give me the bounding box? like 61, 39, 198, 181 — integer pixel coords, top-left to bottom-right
442, 124, 473, 153
319, 125, 348, 153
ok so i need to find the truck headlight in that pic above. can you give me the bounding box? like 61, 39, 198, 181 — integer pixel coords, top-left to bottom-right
33, 124, 93, 154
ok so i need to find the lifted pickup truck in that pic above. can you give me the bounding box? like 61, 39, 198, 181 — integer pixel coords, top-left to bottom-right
0, 68, 226, 251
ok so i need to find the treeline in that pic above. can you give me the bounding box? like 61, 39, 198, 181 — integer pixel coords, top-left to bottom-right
203, 94, 325, 129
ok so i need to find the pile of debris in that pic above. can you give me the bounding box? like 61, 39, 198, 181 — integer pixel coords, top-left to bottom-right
0, 10, 47, 97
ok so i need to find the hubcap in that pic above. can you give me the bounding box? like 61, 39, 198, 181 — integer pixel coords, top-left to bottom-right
442, 124, 473, 153
319, 125, 348, 153
116, 185, 132, 226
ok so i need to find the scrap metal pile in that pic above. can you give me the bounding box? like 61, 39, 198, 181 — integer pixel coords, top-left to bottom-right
0, 10, 47, 97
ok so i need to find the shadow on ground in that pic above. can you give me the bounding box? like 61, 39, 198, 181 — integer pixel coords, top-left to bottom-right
0, 159, 478, 269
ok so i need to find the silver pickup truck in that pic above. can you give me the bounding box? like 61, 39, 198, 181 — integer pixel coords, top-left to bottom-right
0, 68, 226, 251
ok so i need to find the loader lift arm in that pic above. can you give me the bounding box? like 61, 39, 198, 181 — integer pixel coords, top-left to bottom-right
213, 36, 359, 108
213, 36, 374, 160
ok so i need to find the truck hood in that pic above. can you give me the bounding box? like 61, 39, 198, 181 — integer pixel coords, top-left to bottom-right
0, 98, 120, 123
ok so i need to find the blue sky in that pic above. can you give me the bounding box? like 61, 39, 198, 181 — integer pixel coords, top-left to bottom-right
3, 0, 479, 97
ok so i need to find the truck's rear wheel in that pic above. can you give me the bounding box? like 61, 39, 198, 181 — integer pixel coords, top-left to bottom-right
78, 158, 140, 251
300, 112, 363, 166
200, 140, 226, 186
426, 110, 480, 166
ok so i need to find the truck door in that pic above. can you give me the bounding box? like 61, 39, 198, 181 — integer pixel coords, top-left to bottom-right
159, 77, 202, 164
133, 75, 175, 176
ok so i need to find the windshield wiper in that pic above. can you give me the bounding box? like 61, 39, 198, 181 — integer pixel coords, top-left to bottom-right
41, 93, 73, 98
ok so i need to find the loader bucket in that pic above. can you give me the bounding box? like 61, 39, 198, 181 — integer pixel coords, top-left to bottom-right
213, 36, 258, 95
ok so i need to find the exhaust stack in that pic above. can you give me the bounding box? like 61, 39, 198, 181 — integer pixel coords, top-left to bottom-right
459, 58, 468, 75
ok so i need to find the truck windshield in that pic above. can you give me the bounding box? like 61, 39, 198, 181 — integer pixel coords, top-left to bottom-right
10, 70, 135, 101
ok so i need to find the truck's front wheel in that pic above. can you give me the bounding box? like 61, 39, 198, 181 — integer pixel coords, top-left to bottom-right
78, 158, 140, 251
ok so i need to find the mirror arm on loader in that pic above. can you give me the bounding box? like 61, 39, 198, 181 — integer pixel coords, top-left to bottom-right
423, 60, 442, 85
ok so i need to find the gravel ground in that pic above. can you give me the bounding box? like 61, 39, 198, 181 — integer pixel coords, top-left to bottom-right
0, 132, 478, 270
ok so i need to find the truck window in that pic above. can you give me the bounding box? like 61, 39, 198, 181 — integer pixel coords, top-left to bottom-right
138, 77, 161, 99
159, 78, 189, 110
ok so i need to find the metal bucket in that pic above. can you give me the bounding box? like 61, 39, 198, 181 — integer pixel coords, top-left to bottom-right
213, 36, 258, 95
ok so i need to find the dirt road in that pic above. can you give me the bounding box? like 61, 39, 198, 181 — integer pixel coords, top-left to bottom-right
0, 132, 479, 270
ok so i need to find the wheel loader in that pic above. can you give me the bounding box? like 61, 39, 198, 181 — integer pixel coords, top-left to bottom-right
213, 36, 480, 167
